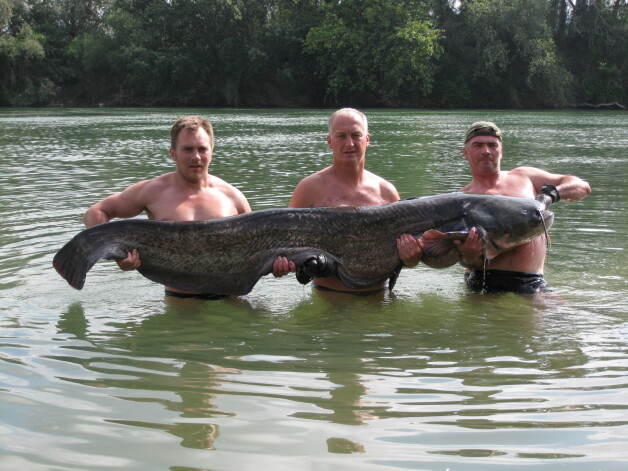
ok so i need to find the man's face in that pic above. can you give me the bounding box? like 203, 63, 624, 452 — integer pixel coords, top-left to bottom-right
463, 136, 502, 175
327, 114, 370, 165
170, 127, 212, 182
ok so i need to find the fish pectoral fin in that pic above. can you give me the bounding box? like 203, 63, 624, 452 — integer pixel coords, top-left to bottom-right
420, 229, 466, 256
420, 229, 467, 269
292, 251, 339, 285
103, 248, 132, 261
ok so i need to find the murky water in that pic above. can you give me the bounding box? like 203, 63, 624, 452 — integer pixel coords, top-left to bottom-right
1, 108, 626, 470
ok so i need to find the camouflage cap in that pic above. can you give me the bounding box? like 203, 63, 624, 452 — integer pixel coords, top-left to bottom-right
464, 121, 503, 143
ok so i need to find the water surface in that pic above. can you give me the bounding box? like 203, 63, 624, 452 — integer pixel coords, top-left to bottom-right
0, 108, 626, 470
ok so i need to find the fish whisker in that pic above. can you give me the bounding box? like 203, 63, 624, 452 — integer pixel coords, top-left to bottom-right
540, 209, 552, 249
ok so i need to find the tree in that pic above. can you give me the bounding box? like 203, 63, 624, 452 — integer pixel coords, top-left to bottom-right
304, 0, 443, 106
450, 0, 574, 108
0, 0, 47, 105
558, 0, 627, 104
25, 0, 110, 105
1, 0, 624, 107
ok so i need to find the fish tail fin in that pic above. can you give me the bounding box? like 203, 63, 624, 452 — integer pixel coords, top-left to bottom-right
52, 239, 93, 290
53, 228, 126, 290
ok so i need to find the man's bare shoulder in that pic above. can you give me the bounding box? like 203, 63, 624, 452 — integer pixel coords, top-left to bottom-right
507, 166, 561, 189
459, 183, 473, 192
295, 169, 335, 191
289, 168, 337, 207
509, 166, 545, 177
364, 170, 400, 203
207, 174, 233, 188
208, 174, 246, 196
304, 167, 334, 182
116, 173, 171, 197
205, 174, 251, 213
137, 172, 176, 188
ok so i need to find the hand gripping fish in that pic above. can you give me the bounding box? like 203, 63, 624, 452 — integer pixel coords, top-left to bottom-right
53, 192, 553, 295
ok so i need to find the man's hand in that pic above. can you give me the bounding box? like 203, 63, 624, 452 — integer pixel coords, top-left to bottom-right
453, 227, 484, 268
272, 256, 296, 277
397, 234, 423, 268
116, 249, 141, 271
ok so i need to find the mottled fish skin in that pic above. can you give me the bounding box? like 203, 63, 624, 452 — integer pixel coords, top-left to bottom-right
52, 192, 553, 295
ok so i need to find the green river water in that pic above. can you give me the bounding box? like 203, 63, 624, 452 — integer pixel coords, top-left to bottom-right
0, 108, 626, 470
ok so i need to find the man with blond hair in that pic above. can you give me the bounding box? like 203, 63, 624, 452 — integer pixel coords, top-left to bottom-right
273, 108, 423, 292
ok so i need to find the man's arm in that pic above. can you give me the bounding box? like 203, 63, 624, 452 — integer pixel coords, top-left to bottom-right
378, 178, 401, 204
83, 181, 150, 271
547, 174, 592, 202
288, 176, 320, 208
228, 186, 252, 214
272, 176, 317, 276
83, 181, 151, 228
385, 183, 423, 267
516, 167, 592, 202
456, 167, 591, 268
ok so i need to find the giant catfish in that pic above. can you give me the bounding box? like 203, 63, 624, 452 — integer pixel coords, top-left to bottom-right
53, 192, 554, 295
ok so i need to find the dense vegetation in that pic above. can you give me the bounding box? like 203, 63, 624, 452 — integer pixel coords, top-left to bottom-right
1, 0, 625, 108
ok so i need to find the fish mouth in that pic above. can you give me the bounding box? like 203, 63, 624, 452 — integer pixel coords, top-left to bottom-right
541, 208, 554, 228
484, 238, 505, 260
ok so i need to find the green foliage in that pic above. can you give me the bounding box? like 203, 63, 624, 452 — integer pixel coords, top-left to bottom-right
1, 0, 625, 107
557, 0, 627, 104
445, 0, 575, 108
305, 0, 443, 106
0, 1, 47, 105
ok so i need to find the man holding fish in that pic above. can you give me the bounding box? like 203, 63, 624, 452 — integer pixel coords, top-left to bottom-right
272, 107, 423, 293
454, 121, 591, 293
83, 115, 252, 299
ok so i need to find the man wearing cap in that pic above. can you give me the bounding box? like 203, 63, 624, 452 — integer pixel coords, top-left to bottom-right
454, 121, 591, 294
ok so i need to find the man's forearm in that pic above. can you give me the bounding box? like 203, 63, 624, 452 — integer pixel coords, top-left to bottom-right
83, 208, 111, 227
555, 177, 592, 202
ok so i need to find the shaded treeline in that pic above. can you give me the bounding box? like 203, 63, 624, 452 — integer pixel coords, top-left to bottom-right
1, 0, 625, 108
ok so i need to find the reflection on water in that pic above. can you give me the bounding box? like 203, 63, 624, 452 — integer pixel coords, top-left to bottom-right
0, 109, 627, 470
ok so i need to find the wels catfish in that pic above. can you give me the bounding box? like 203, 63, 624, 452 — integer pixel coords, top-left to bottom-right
53, 192, 553, 295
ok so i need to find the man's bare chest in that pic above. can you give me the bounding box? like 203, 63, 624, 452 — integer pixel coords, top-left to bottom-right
148, 193, 238, 222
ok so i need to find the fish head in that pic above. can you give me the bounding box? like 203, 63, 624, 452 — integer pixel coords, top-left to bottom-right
465, 195, 554, 260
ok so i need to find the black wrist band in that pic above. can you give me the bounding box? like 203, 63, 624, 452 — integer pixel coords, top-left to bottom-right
541, 184, 560, 203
